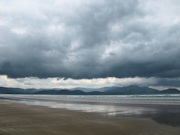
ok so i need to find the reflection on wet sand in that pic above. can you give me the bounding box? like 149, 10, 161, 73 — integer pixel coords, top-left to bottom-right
1, 100, 180, 135
1, 98, 180, 127
1, 94, 180, 126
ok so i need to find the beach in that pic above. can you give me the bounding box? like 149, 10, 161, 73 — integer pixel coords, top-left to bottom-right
0, 100, 180, 135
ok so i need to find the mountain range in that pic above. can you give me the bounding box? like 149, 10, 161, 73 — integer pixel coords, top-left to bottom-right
0, 86, 180, 95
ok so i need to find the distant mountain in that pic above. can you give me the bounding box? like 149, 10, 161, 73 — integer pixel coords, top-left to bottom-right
0, 86, 180, 95
96, 86, 120, 92
35, 89, 86, 95
0, 87, 39, 94
35, 89, 102, 95
71, 87, 97, 92
160, 88, 180, 94
71, 86, 120, 92
104, 85, 159, 95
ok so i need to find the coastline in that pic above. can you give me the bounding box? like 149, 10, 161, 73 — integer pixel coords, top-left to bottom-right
0, 100, 180, 135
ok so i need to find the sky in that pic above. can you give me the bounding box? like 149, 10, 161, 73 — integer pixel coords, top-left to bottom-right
0, 0, 180, 89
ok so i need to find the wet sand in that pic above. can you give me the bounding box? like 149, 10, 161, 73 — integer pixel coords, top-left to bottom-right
0, 101, 180, 135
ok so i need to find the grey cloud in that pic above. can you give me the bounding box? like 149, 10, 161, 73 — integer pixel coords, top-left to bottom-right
0, 0, 180, 82
153, 78, 180, 87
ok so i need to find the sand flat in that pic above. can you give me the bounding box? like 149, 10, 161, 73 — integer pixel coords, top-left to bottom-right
0, 101, 180, 135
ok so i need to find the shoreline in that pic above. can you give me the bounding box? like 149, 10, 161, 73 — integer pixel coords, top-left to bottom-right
1, 94, 180, 107
1, 95, 180, 108
0, 100, 180, 135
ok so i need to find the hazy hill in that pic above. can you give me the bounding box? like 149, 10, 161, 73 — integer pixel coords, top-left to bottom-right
96, 86, 120, 92
35, 89, 86, 95
71, 87, 97, 92
160, 88, 180, 94
104, 85, 159, 95
0, 87, 39, 94
35, 89, 102, 95
71, 86, 120, 92
0, 86, 180, 95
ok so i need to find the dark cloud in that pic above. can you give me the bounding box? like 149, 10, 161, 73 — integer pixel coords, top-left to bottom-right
0, 0, 180, 82
153, 78, 180, 87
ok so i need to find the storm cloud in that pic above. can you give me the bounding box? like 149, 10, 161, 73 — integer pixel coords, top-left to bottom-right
0, 0, 180, 80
